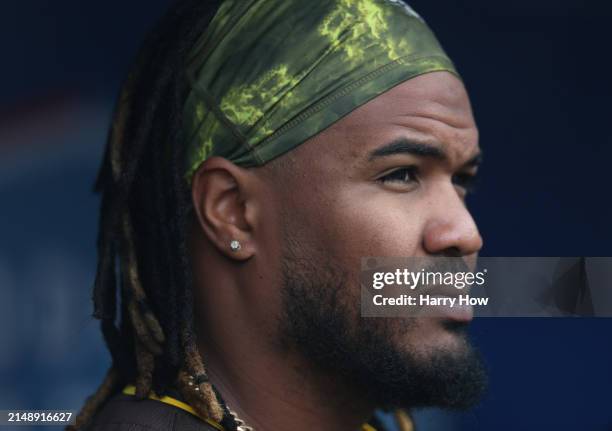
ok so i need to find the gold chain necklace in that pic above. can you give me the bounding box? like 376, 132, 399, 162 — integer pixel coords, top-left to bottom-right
227, 408, 255, 431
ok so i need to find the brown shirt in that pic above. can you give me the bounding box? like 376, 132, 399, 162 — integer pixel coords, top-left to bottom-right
85, 393, 219, 431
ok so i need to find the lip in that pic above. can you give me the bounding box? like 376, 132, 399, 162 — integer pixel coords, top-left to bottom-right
415, 284, 474, 322
419, 295, 474, 322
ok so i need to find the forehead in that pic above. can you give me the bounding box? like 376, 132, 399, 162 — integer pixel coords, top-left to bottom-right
294, 71, 479, 169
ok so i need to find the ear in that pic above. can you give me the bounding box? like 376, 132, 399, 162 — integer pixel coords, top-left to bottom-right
191, 157, 257, 260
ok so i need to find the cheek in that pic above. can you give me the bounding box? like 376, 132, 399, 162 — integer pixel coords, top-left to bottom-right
314, 185, 426, 267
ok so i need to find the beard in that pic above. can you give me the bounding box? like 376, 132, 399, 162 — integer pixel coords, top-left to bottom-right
277, 238, 487, 410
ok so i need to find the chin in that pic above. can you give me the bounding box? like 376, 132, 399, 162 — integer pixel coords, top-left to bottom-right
396, 317, 471, 356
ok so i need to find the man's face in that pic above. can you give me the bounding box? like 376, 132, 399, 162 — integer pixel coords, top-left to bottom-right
258, 71, 486, 408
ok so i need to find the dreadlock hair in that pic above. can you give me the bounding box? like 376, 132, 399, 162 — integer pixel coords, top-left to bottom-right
68, 1, 240, 429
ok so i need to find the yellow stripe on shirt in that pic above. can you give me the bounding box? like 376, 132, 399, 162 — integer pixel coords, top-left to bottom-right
122, 384, 384, 431
122, 385, 224, 431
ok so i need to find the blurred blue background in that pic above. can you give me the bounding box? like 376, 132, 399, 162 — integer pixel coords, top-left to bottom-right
0, 1, 611, 430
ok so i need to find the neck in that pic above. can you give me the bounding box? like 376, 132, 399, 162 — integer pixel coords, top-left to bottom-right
198, 331, 375, 431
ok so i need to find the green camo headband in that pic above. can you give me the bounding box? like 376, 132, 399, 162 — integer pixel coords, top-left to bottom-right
183, 0, 458, 181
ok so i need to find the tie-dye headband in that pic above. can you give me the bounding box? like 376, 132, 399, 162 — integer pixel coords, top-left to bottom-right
183, 0, 458, 181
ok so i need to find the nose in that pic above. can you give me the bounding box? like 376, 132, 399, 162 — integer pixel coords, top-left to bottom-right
422, 190, 483, 257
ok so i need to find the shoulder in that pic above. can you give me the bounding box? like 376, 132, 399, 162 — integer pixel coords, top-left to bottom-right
85, 393, 219, 431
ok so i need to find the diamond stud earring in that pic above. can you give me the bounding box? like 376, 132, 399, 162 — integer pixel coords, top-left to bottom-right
230, 240, 241, 252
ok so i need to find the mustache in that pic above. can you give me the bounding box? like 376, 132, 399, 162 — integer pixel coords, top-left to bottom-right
362, 256, 475, 292
420, 256, 472, 273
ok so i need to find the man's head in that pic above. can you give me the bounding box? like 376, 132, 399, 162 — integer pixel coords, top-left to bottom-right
191, 71, 486, 410
76, 1, 486, 430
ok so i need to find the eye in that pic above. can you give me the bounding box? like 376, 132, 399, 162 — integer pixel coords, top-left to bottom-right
378, 166, 419, 185
452, 172, 478, 194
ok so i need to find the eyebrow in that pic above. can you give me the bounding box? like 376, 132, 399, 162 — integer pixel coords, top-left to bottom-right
369, 137, 446, 161
368, 137, 482, 168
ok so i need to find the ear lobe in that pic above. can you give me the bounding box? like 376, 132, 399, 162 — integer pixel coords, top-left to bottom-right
191, 157, 254, 260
